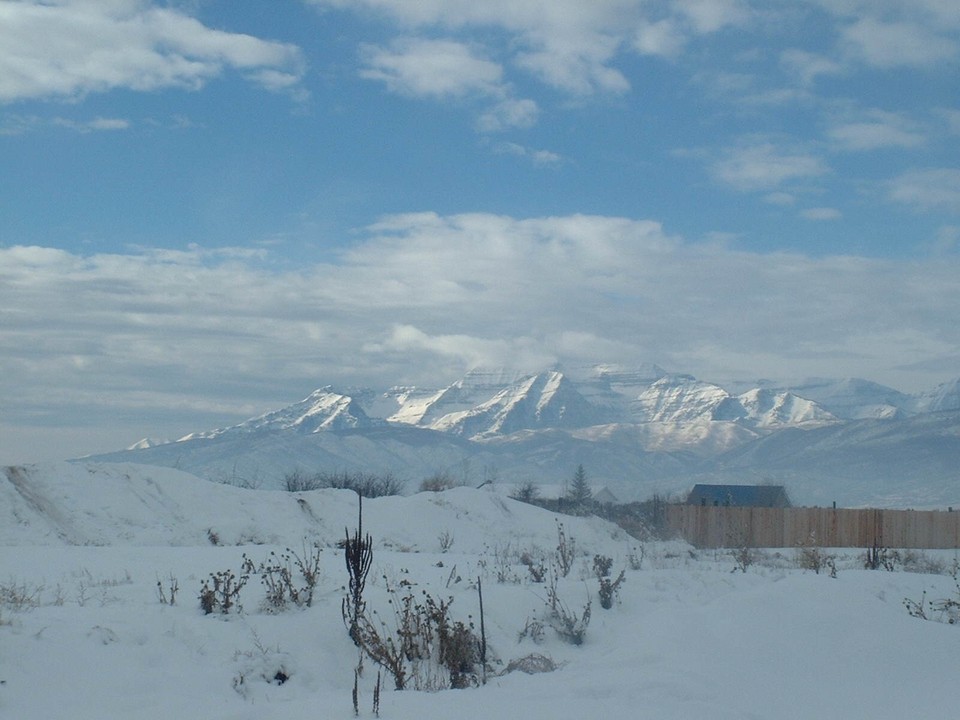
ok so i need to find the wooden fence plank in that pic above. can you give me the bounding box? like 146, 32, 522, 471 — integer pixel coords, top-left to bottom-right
664, 505, 960, 549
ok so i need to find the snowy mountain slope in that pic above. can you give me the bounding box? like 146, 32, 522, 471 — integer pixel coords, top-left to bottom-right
781, 377, 913, 420
428, 371, 603, 438
572, 420, 760, 457
913, 377, 960, 413
379, 368, 533, 427
630, 375, 731, 423
716, 388, 838, 427
90, 425, 492, 490
632, 377, 835, 428
179, 387, 379, 442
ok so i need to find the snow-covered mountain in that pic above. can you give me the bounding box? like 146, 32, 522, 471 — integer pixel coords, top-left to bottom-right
180, 387, 380, 441
425, 370, 604, 438
627, 376, 835, 428
780, 377, 913, 420
88, 367, 960, 507
913, 378, 960, 413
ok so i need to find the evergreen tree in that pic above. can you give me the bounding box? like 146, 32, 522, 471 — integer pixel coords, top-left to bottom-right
568, 464, 592, 507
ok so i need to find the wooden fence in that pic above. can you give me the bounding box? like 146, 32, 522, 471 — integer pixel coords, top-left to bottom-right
664, 505, 960, 549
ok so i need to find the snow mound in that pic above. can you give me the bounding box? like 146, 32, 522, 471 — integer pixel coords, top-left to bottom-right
0, 462, 623, 552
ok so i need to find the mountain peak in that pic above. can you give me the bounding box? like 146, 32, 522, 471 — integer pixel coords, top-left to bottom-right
180, 387, 380, 441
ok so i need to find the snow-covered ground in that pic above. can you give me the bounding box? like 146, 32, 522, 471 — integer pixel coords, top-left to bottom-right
2, 463, 960, 719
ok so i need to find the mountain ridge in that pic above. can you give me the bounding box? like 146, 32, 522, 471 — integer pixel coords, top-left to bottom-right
88, 366, 960, 508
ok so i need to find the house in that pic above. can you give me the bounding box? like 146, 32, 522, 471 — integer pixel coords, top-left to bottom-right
591, 486, 619, 505
686, 484, 790, 508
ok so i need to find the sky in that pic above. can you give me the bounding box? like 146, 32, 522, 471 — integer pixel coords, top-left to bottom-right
1, 0, 959, 464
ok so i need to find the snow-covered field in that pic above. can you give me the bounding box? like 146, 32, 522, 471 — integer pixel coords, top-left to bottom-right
2, 463, 960, 719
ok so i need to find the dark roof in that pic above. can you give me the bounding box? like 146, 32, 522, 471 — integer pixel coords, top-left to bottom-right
686, 484, 790, 508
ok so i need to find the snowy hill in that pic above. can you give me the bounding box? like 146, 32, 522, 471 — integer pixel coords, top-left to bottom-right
3, 461, 960, 720
0, 462, 616, 550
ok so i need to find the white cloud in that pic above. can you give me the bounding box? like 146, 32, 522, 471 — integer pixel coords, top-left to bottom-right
360, 38, 503, 98
3, 211, 959, 459
801, 207, 842, 221
933, 225, 960, 254
0, 0, 304, 102
359, 37, 542, 134
53, 116, 131, 132
889, 169, 960, 213
634, 19, 686, 58
310, 0, 749, 95
477, 98, 540, 132
764, 192, 796, 206
374, 324, 556, 372
677, 0, 748, 34
841, 18, 958, 68
936, 108, 960, 135
492, 141, 562, 166
780, 49, 842, 86
827, 110, 926, 151
711, 141, 828, 192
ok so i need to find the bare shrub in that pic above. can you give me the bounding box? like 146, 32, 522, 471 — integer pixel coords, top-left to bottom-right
199, 568, 249, 615
627, 544, 646, 570
731, 545, 756, 573
284, 469, 405, 497
482, 543, 520, 585
517, 617, 545, 644
350, 607, 408, 690
727, 528, 756, 573
156, 573, 179, 605
0, 579, 44, 611
511, 480, 540, 503
283, 469, 324, 492
592, 555, 613, 579
520, 550, 547, 583
350, 585, 483, 691
796, 533, 836, 577
905, 562, 960, 625
545, 569, 591, 644
598, 571, 625, 610
419, 472, 458, 493
900, 549, 948, 575
438, 530, 455, 553
251, 541, 323, 612
503, 653, 558, 675
864, 538, 898, 571
592, 555, 625, 609
317, 470, 404, 497
555, 521, 576, 578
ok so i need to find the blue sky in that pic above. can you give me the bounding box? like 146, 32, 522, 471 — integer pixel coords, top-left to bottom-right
1, 0, 959, 463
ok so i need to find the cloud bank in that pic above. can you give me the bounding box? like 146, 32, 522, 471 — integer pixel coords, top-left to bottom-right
3, 212, 958, 461
0, 0, 304, 102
